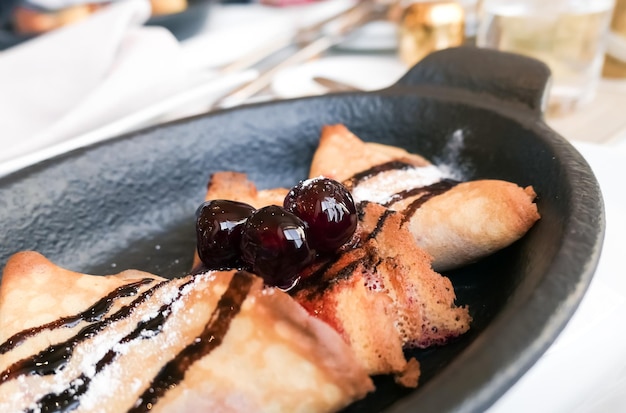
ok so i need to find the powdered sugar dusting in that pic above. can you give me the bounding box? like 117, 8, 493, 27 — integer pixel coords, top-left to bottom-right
351, 165, 445, 204
78, 277, 200, 410
76, 279, 191, 409
286, 176, 324, 200
435, 129, 470, 181
5, 275, 209, 413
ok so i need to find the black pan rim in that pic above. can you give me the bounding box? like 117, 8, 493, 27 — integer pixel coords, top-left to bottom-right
0, 82, 605, 412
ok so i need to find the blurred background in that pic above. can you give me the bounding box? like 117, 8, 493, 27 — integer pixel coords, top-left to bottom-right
2, 0, 626, 163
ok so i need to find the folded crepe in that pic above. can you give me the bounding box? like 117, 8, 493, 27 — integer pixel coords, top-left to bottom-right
0, 251, 373, 413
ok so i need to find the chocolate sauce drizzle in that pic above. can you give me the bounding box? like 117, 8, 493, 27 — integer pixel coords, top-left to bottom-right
343, 160, 415, 190
128, 271, 254, 413
30, 278, 196, 413
292, 174, 458, 300
0, 278, 154, 355
366, 208, 395, 241
0, 280, 168, 384
3, 272, 253, 412
345, 160, 459, 226
301, 253, 379, 302
399, 179, 459, 224
291, 200, 396, 299
383, 178, 458, 208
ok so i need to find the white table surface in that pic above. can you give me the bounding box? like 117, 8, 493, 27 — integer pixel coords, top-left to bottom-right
2, 2, 626, 412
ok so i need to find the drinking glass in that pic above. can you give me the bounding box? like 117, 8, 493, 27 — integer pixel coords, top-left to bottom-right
477, 0, 615, 116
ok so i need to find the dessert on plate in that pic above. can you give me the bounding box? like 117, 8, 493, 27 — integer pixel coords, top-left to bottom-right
310, 124, 540, 271
0, 123, 540, 412
190, 124, 539, 385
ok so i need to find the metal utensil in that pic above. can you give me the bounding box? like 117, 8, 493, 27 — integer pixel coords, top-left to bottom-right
312, 76, 363, 92
211, 0, 393, 109
216, 1, 371, 76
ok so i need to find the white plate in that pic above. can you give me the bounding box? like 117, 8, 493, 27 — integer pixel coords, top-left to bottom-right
271, 55, 408, 99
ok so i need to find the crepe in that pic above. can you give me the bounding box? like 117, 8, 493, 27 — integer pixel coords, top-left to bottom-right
310, 124, 540, 271
189, 123, 539, 385
0, 251, 373, 413
293, 202, 471, 385
196, 173, 472, 385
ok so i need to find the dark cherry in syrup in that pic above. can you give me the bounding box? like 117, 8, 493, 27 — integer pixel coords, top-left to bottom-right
196, 200, 255, 269
284, 177, 357, 253
240, 205, 315, 289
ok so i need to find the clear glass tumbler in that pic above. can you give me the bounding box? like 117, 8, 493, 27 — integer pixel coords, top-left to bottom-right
477, 0, 615, 116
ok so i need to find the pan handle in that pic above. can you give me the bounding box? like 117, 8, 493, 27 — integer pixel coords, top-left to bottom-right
394, 47, 552, 116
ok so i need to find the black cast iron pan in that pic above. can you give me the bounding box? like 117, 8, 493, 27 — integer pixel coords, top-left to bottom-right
0, 47, 605, 412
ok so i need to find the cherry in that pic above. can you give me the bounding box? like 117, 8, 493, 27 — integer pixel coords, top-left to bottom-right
240, 205, 315, 289
284, 177, 357, 253
195, 200, 255, 269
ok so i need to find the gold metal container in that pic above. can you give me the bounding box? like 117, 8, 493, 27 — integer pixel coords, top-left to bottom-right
398, 1, 465, 66
603, 0, 626, 78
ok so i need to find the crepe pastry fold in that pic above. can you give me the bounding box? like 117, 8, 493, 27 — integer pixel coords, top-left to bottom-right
0, 251, 373, 413
190, 123, 538, 384
195, 173, 471, 385
293, 202, 471, 385
310, 124, 540, 271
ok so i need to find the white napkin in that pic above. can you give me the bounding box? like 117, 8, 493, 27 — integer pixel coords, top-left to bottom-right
0, 0, 174, 162
0, 0, 264, 169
